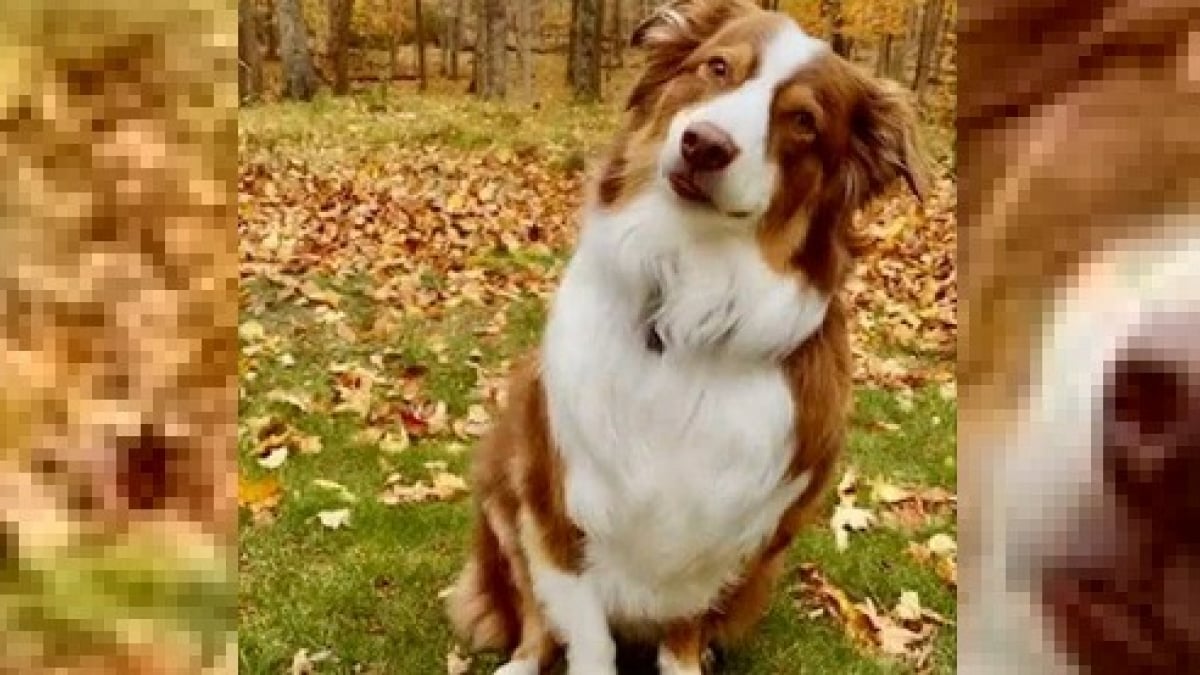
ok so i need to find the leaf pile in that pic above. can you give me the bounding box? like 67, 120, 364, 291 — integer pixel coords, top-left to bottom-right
240, 138, 956, 391
796, 564, 951, 670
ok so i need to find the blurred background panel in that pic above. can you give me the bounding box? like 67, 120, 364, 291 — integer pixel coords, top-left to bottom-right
0, 1, 237, 672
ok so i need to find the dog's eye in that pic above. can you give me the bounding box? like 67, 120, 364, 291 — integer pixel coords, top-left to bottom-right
793, 110, 816, 132
705, 56, 730, 79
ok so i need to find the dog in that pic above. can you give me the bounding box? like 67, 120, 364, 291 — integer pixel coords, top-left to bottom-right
447, 1, 927, 673
958, 1, 1200, 672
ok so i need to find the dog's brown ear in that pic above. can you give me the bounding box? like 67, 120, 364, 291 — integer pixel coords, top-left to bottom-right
848, 74, 930, 204
626, 0, 758, 114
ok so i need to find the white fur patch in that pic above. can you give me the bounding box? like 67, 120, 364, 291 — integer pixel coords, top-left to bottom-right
540, 185, 823, 628
494, 659, 538, 675
658, 646, 704, 675
519, 511, 617, 675
964, 220, 1200, 674
658, 19, 826, 220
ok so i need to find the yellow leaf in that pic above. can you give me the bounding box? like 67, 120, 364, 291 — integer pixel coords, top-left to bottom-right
238, 476, 281, 509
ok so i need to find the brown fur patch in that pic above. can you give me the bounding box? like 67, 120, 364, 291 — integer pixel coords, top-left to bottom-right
662, 620, 705, 667
758, 53, 928, 290
447, 356, 581, 656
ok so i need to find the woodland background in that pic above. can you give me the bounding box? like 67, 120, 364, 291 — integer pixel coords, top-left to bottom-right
237, 0, 955, 123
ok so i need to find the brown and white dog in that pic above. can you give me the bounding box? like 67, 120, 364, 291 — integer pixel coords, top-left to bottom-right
447, 1, 926, 673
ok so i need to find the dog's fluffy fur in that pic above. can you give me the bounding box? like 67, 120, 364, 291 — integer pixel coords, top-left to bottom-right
447, 2, 926, 673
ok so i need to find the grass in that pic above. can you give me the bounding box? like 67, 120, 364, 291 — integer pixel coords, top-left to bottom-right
238, 279, 956, 675
238, 88, 957, 673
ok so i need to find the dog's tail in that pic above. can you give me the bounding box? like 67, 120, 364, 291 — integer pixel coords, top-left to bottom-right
446, 510, 522, 652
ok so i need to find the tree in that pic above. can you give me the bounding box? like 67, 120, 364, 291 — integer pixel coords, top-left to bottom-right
277, 0, 319, 100
515, 0, 534, 99
261, 0, 280, 60
912, 0, 945, 97
414, 0, 428, 91
569, 0, 603, 101
475, 0, 508, 99
610, 0, 625, 68
327, 0, 355, 95
820, 0, 849, 57
238, 0, 264, 104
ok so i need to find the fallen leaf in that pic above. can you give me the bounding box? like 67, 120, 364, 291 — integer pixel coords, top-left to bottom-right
317, 508, 351, 529
830, 503, 876, 551
379, 429, 411, 454
296, 432, 323, 454
871, 479, 914, 504
257, 447, 289, 470
432, 471, 469, 498
836, 467, 859, 505
446, 646, 471, 675
926, 532, 957, 556
290, 648, 332, 675
312, 479, 357, 503
331, 365, 375, 418
238, 475, 282, 510
894, 590, 923, 622
239, 320, 266, 342
266, 389, 314, 413
797, 565, 940, 666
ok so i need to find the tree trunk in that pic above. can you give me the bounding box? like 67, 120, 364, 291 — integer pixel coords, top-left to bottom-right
326, 0, 354, 95
447, 0, 464, 78
414, 0, 428, 91
390, 0, 401, 81
912, 0, 945, 96
611, 0, 624, 68
531, 0, 545, 51
567, 0, 579, 85
926, 1, 954, 87
476, 0, 508, 98
277, 0, 319, 100
820, 0, 848, 58
238, 0, 264, 104
440, 1, 451, 75
900, 1, 921, 82
516, 0, 534, 99
570, 0, 603, 101
875, 33, 892, 78
263, 0, 280, 60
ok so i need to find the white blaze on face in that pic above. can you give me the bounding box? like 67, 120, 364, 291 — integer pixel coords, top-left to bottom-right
658, 19, 827, 219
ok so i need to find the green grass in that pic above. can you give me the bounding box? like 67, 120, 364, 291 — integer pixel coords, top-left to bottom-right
238, 274, 956, 675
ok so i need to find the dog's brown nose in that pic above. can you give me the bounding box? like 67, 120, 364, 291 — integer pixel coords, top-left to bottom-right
681, 122, 739, 171
1104, 334, 1200, 544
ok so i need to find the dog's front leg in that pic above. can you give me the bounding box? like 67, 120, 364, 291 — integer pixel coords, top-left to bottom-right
658, 621, 705, 675
519, 516, 616, 675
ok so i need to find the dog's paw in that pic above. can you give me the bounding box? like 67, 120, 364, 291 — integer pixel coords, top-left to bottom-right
495, 658, 539, 675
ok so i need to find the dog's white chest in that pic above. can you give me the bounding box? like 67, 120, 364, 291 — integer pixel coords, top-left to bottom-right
547, 340, 805, 622
540, 201, 823, 622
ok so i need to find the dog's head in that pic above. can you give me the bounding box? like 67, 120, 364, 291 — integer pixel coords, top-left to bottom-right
598, 0, 926, 287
